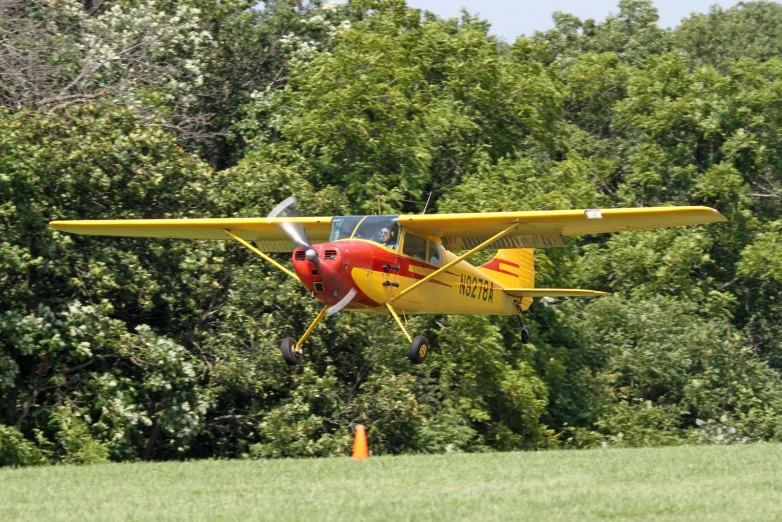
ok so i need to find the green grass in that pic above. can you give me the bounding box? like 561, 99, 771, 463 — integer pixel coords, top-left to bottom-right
2, 444, 782, 521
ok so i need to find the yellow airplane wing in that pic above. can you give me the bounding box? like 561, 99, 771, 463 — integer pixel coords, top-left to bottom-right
49, 206, 725, 252
398, 206, 726, 250
48, 217, 333, 252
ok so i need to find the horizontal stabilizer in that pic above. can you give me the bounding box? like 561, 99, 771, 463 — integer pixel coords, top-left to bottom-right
503, 288, 610, 298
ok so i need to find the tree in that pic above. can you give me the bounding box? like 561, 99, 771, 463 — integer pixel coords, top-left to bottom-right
240, 0, 563, 213
675, 1, 782, 71
0, 104, 214, 460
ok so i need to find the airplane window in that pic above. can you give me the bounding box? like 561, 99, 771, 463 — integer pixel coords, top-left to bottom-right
428, 242, 441, 265
352, 216, 399, 249
330, 216, 363, 241
403, 232, 427, 261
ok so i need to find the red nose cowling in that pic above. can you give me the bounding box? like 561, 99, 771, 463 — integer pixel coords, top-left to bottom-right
291, 242, 375, 307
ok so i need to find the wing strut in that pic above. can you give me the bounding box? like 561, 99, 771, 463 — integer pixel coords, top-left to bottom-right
223, 229, 301, 282
390, 223, 518, 303
386, 303, 413, 343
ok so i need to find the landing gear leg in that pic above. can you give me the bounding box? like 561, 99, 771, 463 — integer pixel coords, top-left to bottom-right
386, 303, 429, 364
280, 305, 329, 366
515, 303, 531, 344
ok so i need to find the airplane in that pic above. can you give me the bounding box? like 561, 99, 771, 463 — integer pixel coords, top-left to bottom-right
49, 201, 726, 366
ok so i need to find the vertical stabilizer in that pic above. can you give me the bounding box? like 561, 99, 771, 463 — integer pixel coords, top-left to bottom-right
477, 249, 535, 310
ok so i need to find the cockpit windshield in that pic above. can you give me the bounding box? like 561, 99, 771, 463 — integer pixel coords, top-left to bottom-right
329, 216, 363, 241
329, 215, 401, 250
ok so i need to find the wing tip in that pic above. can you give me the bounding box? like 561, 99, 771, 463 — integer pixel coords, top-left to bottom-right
49, 221, 70, 231
710, 208, 728, 222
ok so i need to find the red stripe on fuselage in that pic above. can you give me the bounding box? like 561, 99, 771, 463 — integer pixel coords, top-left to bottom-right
480, 257, 520, 277
366, 244, 452, 288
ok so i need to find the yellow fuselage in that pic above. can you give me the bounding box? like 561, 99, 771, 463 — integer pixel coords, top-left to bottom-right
344, 241, 519, 316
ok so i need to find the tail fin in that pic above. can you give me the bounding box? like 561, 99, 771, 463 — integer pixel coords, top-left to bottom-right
478, 249, 534, 310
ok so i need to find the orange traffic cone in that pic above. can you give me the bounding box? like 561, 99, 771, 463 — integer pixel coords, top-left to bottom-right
352, 424, 369, 461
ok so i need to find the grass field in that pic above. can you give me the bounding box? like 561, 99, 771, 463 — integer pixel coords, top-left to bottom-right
1, 444, 781, 521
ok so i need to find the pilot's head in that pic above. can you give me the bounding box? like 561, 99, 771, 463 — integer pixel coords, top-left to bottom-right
379, 228, 392, 244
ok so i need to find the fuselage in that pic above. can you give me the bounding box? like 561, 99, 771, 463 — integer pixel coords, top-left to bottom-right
291, 239, 519, 315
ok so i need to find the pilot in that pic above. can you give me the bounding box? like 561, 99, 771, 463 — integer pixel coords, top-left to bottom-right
378, 227, 397, 249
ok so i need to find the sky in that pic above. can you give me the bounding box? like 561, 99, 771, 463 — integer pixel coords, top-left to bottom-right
358, 0, 743, 42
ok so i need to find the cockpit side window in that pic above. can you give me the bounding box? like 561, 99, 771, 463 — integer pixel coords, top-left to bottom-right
428, 241, 441, 265
402, 232, 427, 261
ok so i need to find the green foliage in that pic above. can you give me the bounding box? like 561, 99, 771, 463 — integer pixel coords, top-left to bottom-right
558, 297, 782, 447
736, 220, 782, 367
566, 401, 685, 448
240, 2, 563, 213
675, 1, 782, 70
49, 407, 109, 465
527, 0, 670, 66
738, 221, 782, 282
0, 425, 48, 467
250, 367, 351, 458
0, 104, 213, 462
432, 315, 551, 450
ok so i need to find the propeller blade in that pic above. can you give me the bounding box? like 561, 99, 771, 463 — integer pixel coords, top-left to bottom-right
281, 221, 311, 250
326, 288, 357, 317
266, 196, 298, 220
267, 196, 312, 250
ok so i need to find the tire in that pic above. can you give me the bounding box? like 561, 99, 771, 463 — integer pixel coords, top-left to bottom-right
520, 326, 531, 344
409, 335, 429, 364
280, 337, 301, 366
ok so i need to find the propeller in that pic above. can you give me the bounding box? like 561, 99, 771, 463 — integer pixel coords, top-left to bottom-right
269, 196, 357, 315
267, 196, 318, 264
326, 288, 357, 317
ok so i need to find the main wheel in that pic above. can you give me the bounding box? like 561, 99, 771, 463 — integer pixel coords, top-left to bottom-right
409, 335, 430, 364
520, 326, 531, 344
280, 337, 301, 366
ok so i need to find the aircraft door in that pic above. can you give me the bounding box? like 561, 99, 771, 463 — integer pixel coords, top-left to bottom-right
355, 217, 402, 297
382, 221, 403, 295
396, 230, 429, 304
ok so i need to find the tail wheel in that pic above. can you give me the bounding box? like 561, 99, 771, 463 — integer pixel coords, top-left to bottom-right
516, 310, 531, 344
280, 337, 301, 366
409, 335, 429, 364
